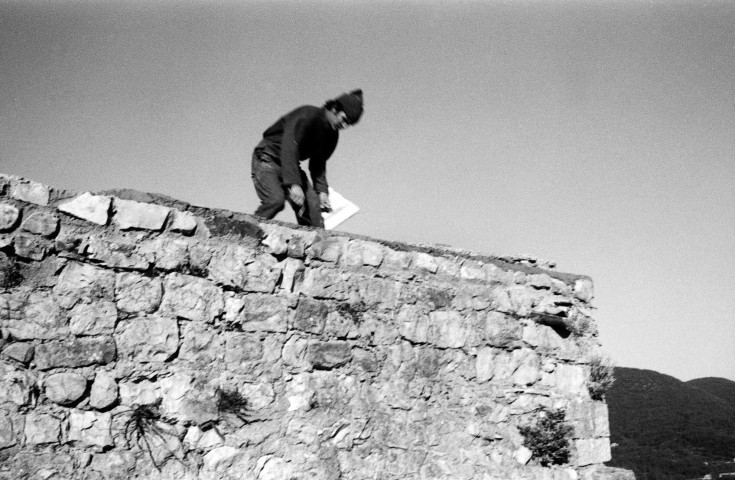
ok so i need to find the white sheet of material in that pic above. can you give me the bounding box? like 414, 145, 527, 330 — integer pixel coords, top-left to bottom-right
322, 187, 359, 230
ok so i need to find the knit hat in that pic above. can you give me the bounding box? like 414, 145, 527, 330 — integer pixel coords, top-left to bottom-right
334, 89, 364, 125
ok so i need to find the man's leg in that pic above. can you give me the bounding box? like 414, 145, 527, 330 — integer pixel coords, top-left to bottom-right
294, 169, 324, 228
251, 150, 286, 219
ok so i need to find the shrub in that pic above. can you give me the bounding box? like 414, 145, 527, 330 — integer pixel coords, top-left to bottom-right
216, 387, 250, 423
518, 407, 573, 466
588, 356, 615, 401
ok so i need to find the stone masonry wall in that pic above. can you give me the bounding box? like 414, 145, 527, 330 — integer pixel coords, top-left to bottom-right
0, 174, 634, 480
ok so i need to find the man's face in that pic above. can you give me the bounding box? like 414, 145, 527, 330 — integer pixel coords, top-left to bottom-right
327, 108, 350, 130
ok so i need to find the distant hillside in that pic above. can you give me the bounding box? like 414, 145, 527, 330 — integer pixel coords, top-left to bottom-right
605, 367, 735, 480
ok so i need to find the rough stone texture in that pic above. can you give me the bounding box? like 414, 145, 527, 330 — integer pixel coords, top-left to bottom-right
10, 179, 50, 206
0, 174, 631, 480
0, 203, 20, 231
44, 372, 88, 405
58, 192, 111, 225
113, 198, 171, 231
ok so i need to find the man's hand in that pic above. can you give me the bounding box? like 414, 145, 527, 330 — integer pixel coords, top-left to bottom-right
319, 192, 332, 212
288, 185, 305, 206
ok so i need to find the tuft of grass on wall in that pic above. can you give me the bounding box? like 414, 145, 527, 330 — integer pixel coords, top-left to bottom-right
518, 407, 573, 467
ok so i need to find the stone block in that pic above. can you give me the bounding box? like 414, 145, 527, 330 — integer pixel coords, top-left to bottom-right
301, 267, 351, 300
169, 209, 197, 235
307, 341, 351, 369
382, 249, 412, 270
224, 332, 263, 365
90, 372, 118, 410
567, 400, 610, 439
279, 258, 304, 293
179, 321, 223, 365
1, 342, 34, 364
233, 294, 288, 333
44, 372, 88, 405
202, 446, 245, 472
5, 290, 67, 340
459, 260, 486, 281
89, 451, 136, 479
20, 211, 59, 237
13, 233, 50, 260
262, 231, 288, 255
160, 273, 224, 323
159, 374, 219, 425
240, 382, 275, 410
149, 237, 190, 271
476, 347, 495, 383
53, 261, 116, 308
287, 235, 308, 258
428, 311, 467, 348
398, 305, 429, 343
359, 241, 384, 267
293, 297, 329, 334
0, 410, 18, 449
574, 437, 611, 466
85, 234, 153, 270
119, 379, 160, 406
574, 278, 594, 303
511, 349, 541, 386
115, 272, 163, 313
308, 235, 347, 263
67, 410, 113, 448
35, 336, 116, 370
24, 412, 61, 444
58, 192, 110, 225
69, 300, 117, 336
578, 465, 636, 480
10, 180, 50, 206
117, 316, 179, 362
412, 252, 438, 273
206, 243, 256, 287
0, 203, 20, 231
242, 258, 281, 293
553, 364, 588, 397
113, 198, 170, 231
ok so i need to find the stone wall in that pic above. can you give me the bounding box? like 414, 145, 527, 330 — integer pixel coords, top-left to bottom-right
0, 174, 634, 480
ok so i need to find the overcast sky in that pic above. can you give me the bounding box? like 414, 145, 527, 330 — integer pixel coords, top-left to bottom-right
2, 0, 733, 381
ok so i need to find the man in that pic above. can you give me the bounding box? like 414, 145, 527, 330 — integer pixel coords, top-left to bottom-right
251, 89, 364, 228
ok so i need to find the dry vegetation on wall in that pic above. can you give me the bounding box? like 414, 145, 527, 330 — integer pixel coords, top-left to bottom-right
0, 174, 634, 480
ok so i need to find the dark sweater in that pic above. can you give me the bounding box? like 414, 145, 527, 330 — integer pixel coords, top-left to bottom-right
256, 105, 338, 193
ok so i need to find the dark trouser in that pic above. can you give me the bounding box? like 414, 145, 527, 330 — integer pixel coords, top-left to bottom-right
251, 149, 324, 227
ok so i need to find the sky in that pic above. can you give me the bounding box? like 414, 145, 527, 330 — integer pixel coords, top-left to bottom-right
1, 0, 733, 382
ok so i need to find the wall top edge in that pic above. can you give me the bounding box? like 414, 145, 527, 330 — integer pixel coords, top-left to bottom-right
0, 172, 591, 284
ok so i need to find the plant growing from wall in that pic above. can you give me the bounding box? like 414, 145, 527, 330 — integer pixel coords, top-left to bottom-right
518, 407, 573, 467
587, 356, 615, 401
123, 399, 181, 471
336, 300, 369, 325
216, 387, 250, 423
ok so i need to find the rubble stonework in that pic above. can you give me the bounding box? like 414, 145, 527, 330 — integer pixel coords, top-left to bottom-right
0, 173, 634, 480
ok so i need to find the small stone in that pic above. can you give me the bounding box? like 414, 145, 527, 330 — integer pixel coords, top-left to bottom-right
14, 233, 49, 260
58, 192, 111, 225
360, 241, 384, 267
202, 446, 244, 471
117, 316, 179, 362
11, 180, 50, 206
308, 235, 346, 263
293, 297, 328, 334
287, 236, 307, 258
279, 258, 304, 293
115, 272, 163, 314
476, 347, 495, 383
160, 273, 224, 323
574, 278, 594, 303
0, 203, 20, 231
53, 261, 116, 309
169, 209, 197, 235
113, 198, 171, 231
44, 372, 87, 405
21, 211, 59, 237
413, 252, 438, 273
0, 411, 16, 449
90, 372, 118, 410
262, 231, 288, 255
574, 437, 611, 466
2, 342, 34, 364
207, 244, 257, 289
24, 412, 61, 444
514, 446, 533, 465
307, 341, 351, 369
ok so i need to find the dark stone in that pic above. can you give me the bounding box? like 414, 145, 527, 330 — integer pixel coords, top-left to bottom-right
35, 336, 116, 370
307, 341, 351, 369
293, 298, 328, 334
202, 211, 263, 243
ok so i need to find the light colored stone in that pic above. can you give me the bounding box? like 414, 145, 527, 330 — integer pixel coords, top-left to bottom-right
574, 437, 611, 466
236, 294, 288, 333
113, 198, 171, 231
13, 233, 50, 260
44, 372, 87, 405
202, 446, 244, 471
428, 311, 467, 348
68, 410, 113, 448
413, 252, 438, 273
574, 278, 594, 303
117, 315, 179, 362
207, 243, 257, 288
553, 364, 588, 396
360, 241, 384, 267
0, 203, 20, 231
160, 273, 224, 323
69, 300, 117, 336
115, 272, 163, 313
6, 290, 66, 340
24, 412, 61, 444
10, 180, 50, 206
0, 410, 17, 449
476, 347, 495, 383
514, 446, 533, 465
84, 234, 153, 270
21, 211, 59, 237
259, 456, 294, 480
180, 321, 224, 364
90, 372, 118, 410
1, 342, 34, 364
170, 209, 197, 234
262, 231, 288, 255
279, 258, 304, 293
58, 192, 111, 225
119, 379, 160, 406
240, 382, 275, 410
511, 349, 541, 386
54, 261, 116, 308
